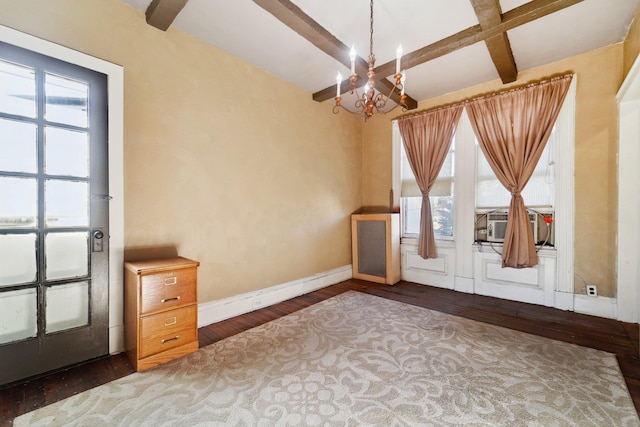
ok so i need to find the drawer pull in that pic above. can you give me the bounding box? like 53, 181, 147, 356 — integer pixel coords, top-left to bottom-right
164, 277, 177, 286
164, 317, 177, 326
161, 335, 180, 344
161, 296, 181, 303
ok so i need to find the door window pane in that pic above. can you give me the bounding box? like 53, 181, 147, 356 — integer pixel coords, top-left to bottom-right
45, 232, 88, 280
0, 59, 36, 118
45, 126, 89, 177
0, 288, 37, 344
0, 177, 37, 228
0, 234, 37, 287
0, 118, 37, 173
45, 180, 89, 227
45, 73, 88, 128
46, 281, 89, 333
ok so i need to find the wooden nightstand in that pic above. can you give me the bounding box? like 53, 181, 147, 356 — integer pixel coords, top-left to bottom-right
124, 257, 200, 371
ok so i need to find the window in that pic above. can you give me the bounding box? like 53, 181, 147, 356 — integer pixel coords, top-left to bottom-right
393, 78, 572, 247
396, 114, 556, 242
399, 129, 455, 239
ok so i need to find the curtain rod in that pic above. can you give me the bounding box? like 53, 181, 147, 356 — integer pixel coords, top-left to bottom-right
396, 73, 574, 121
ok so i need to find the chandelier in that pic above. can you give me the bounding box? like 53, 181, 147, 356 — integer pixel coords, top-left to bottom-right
333, 0, 408, 120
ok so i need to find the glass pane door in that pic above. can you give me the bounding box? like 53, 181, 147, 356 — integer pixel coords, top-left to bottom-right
0, 42, 109, 386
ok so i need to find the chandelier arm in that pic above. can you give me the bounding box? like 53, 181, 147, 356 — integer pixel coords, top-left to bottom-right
333, 103, 363, 116
377, 100, 401, 115
383, 81, 399, 102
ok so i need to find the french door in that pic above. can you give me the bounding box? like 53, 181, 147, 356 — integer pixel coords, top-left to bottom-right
0, 42, 109, 385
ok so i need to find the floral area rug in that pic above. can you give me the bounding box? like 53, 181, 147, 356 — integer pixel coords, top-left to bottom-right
15, 291, 640, 426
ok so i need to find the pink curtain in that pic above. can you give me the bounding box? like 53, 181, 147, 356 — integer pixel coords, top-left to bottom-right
466, 75, 572, 268
398, 105, 463, 258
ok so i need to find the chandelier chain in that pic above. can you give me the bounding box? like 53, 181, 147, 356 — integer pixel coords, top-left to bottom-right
369, 0, 375, 65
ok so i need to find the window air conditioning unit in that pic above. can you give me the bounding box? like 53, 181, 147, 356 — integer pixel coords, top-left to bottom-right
486, 212, 537, 243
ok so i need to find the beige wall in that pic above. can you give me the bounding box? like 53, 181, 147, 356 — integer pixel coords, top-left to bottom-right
363, 44, 624, 298
1, 0, 636, 302
0, 0, 363, 303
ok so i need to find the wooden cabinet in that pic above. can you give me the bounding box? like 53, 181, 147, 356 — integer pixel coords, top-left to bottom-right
124, 257, 200, 371
351, 213, 400, 285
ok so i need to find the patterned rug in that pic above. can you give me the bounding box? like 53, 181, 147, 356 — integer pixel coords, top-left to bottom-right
14, 291, 640, 426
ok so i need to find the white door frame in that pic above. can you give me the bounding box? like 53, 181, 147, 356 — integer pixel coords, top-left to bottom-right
617, 54, 640, 324
0, 25, 125, 352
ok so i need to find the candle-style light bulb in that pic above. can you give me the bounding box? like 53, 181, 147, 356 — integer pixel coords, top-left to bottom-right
396, 45, 403, 74
336, 72, 342, 97
349, 46, 356, 75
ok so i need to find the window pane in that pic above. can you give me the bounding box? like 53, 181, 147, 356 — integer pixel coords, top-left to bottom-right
0, 288, 37, 344
0, 59, 36, 118
45, 232, 88, 281
45, 126, 89, 177
400, 130, 455, 238
403, 197, 422, 234
402, 196, 454, 238
0, 177, 37, 228
432, 196, 454, 237
46, 281, 89, 333
45, 180, 89, 227
400, 138, 455, 198
0, 234, 37, 287
476, 132, 555, 209
45, 73, 88, 128
0, 118, 37, 173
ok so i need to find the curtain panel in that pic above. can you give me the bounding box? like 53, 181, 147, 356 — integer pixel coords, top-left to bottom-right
466, 75, 573, 268
398, 105, 463, 259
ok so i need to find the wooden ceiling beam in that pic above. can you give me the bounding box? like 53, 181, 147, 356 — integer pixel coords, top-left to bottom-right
470, 0, 518, 83
314, 0, 583, 102
253, 0, 418, 109
145, 0, 189, 31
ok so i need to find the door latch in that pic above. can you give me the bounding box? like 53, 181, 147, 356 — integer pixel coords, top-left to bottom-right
92, 229, 105, 252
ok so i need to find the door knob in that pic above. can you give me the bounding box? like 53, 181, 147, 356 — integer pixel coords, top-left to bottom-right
93, 230, 104, 239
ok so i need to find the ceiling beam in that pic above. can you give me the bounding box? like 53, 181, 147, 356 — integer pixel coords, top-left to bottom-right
314, 0, 583, 102
470, 0, 518, 83
252, 0, 418, 109
145, 0, 189, 31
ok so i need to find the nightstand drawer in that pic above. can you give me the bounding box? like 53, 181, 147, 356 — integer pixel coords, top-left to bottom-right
140, 267, 197, 314
139, 305, 197, 358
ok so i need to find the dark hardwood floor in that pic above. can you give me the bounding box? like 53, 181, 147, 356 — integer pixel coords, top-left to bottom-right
1, 279, 639, 426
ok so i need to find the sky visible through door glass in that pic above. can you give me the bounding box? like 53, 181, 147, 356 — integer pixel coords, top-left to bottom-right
0, 61, 89, 228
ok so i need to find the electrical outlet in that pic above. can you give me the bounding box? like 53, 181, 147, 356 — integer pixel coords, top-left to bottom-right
252, 298, 263, 308
586, 285, 598, 297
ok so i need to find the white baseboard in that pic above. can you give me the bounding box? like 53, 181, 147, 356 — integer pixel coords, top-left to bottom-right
109, 324, 124, 355
198, 265, 353, 327
454, 276, 474, 294
574, 294, 618, 319
553, 291, 574, 311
